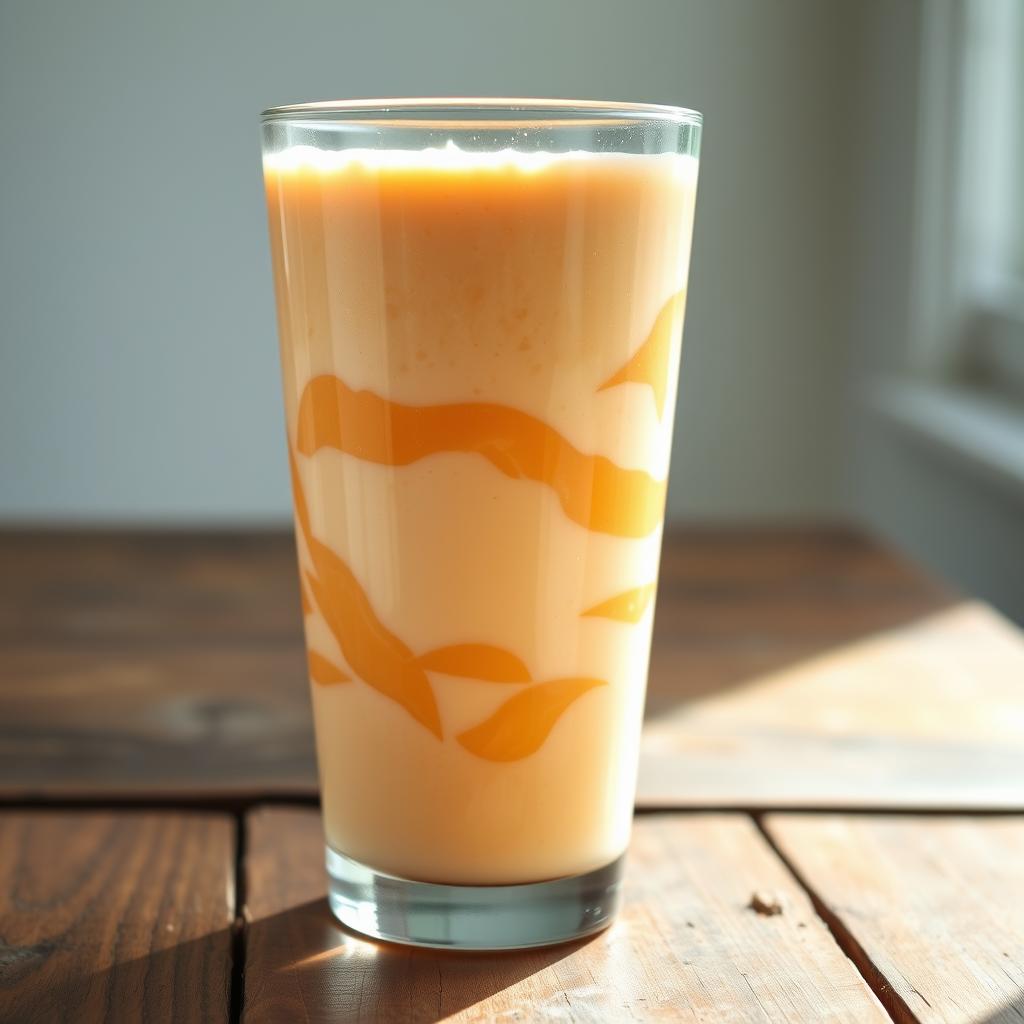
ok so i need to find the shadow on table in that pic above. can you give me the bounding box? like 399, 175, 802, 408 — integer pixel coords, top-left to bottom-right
244, 897, 594, 1023
983, 1000, 1024, 1024
0, 926, 233, 1023
6, 897, 1020, 1023
2, 899, 587, 1023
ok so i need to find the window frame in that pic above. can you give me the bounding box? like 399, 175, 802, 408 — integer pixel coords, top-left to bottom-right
909, 0, 1024, 397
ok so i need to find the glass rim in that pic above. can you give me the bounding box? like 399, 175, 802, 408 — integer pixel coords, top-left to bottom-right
260, 96, 703, 128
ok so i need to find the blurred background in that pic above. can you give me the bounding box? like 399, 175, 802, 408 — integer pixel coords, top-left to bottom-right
1, 0, 1021, 620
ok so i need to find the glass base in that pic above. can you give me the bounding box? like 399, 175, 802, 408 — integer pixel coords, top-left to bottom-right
326, 845, 625, 950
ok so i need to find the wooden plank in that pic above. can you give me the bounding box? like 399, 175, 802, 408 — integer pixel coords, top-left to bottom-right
0, 811, 235, 1023
646, 528, 952, 714
0, 530, 314, 800
0, 530, 303, 650
764, 814, 1024, 1024
1, 649, 314, 797
242, 806, 887, 1023
639, 601, 1024, 809
0, 527, 966, 807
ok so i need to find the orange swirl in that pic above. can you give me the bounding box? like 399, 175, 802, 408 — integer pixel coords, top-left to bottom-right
303, 541, 443, 739
307, 651, 350, 685
598, 290, 685, 418
290, 451, 442, 738
416, 644, 531, 683
296, 376, 667, 538
457, 678, 606, 762
582, 583, 657, 623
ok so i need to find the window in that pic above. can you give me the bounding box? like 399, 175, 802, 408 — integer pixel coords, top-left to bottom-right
911, 0, 1024, 399
876, 0, 1024, 498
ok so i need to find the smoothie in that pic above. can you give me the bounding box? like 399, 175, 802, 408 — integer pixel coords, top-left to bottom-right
264, 144, 698, 884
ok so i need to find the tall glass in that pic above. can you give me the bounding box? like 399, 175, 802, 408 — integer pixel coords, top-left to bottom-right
261, 98, 701, 949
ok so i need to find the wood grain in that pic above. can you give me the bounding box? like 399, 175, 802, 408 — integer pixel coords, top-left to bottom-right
0, 530, 314, 799
1, 649, 314, 797
764, 814, 1024, 1024
0, 527, 970, 809
0, 530, 303, 650
639, 601, 1024, 809
0, 811, 234, 1023
242, 806, 888, 1023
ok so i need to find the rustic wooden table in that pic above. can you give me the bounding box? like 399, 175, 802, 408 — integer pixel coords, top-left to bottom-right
2, 528, 1022, 1023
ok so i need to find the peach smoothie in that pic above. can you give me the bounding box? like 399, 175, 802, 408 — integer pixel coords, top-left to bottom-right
264, 144, 698, 885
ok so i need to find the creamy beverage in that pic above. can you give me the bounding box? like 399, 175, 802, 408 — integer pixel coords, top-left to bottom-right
265, 142, 698, 886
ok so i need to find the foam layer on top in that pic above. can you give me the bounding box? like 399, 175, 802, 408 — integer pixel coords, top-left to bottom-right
264, 141, 698, 180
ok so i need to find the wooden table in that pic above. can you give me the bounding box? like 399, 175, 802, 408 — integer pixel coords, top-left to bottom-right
2, 528, 1022, 1022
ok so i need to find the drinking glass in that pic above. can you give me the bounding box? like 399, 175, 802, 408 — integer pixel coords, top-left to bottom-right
261, 98, 701, 949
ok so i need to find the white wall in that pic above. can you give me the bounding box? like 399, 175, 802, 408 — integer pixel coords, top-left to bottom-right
0, 0, 858, 523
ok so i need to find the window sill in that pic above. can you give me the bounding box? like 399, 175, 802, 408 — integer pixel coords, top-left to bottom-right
871, 379, 1024, 501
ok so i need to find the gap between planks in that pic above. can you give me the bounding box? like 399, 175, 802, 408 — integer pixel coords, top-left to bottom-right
753, 814, 919, 1024
238, 807, 895, 1023
230, 813, 248, 1024
5, 794, 1024, 816
10, 799, 1007, 1024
